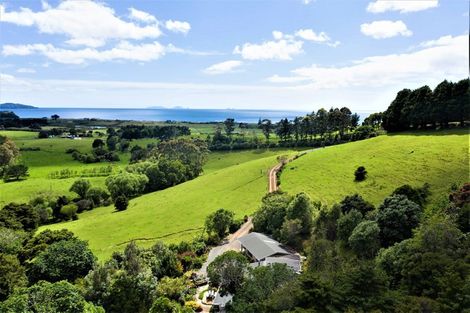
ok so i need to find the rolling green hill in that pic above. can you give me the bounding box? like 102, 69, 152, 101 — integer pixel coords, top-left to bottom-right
281, 129, 469, 208
40, 152, 297, 260
0, 130, 294, 206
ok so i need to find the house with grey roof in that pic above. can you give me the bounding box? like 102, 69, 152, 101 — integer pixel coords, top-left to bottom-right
238, 232, 302, 273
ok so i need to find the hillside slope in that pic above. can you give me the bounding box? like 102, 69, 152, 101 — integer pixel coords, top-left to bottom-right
40, 153, 294, 260
281, 129, 469, 208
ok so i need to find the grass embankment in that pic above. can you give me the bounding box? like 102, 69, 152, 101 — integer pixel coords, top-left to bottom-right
281, 129, 469, 208
40, 150, 298, 260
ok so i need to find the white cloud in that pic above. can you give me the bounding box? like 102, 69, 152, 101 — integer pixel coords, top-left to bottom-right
361, 20, 412, 39
367, 0, 438, 13
17, 68, 36, 73
234, 27, 340, 61
268, 35, 467, 90
3, 41, 166, 64
0, 0, 162, 47
418, 35, 455, 48
128, 7, 157, 24
294, 28, 341, 47
295, 29, 330, 42
234, 39, 303, 60
166, 44, 222, 56
165, 20, 191, 34
203, 60, 243, 75
3, 42, 218, 64
272, 31, 284, 40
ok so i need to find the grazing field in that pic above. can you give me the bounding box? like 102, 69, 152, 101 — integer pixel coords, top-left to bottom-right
0, 131, 129, 206
40, 152, 297, 260
281, 129, 469, 208
0, 130, 295, 206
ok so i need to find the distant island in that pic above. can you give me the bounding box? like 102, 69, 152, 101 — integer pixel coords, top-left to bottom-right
0, 103, 37, 109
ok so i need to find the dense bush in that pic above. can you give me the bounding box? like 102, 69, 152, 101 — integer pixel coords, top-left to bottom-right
354, 166, 367, 181
114, 195, 129, 211
28, 238, 96, 283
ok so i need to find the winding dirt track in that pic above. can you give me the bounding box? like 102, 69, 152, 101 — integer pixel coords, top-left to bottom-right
268, 162, 283, 193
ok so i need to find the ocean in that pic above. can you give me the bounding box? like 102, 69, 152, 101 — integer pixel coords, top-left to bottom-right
8, 107, 371, 124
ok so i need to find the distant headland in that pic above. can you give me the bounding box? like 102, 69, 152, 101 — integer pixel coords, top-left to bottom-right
0, 103, 38, 109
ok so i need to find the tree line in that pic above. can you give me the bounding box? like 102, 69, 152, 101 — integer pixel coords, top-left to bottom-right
382, 78, 469, 131
209, 107, 377, 151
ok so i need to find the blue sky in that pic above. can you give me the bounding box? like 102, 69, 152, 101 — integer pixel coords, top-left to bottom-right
0, 0, 468, 111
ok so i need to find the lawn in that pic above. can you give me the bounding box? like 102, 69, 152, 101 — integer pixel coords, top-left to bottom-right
281, 129, 469, 208
40, 152, 298, 260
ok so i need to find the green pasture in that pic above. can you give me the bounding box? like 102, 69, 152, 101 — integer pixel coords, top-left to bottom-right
281, 129, 469, 208
40, 152, 297, 260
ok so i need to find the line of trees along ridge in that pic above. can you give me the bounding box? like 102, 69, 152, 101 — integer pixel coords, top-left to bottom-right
382, 78, 469, 131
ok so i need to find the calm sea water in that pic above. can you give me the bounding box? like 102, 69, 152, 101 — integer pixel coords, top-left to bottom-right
9, 108, 370, 123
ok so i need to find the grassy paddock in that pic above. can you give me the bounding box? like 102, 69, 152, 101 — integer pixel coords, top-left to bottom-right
40, 152, 299, 260
281, 129, 469, 208
0, 130, 296, 205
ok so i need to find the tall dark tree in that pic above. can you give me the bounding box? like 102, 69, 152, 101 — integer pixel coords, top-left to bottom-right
223, 118, 236, 136
259, 119, 273, 141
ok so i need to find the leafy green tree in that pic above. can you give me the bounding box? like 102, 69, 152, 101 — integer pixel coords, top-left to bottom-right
265, 272, 342, 313
156, 276, 187, 302
286, 192, 313, 235
336, 209, 363, 242
92, 139, 105, 149
114, 195, 129, 211
339, 194, 374, 215
223, 118, 236, 136
312, 204, 341, 241
447, 182, 470, 232
354, 166, 367, 181
392, 183, 430, 207
70, 179, 91, 199
207, 251, 248, 293
348, 220, 380, 258
205, 208, 235, 240
351, 113, 360, 128
0, 136, 19, 168
105, 271, 157, 313
149, 296, 190, 313
28, 238, 96, 283
106, 135, 119, 151
105, 173, 148, 199
337, 261, 391, 312
3, 164, 29, 181
0, 280, 103, 313
144, 241, 183, 279
0, 253, 27, 301
60, 203, 78, 220
156, 138, 208, 179
259, 119, 273, 141
86, 187, 109, 207
20, 229, 75, 262
0, 203, 39, 232
280, 218, 302, 248
0, 227, 26, 255
230, 264, 296, 313
399, 218, 469, 312
253, 192, 291, 239
377, 194, 422, 247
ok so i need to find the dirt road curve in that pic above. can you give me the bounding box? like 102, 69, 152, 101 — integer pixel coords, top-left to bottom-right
268, 162, 283, 193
